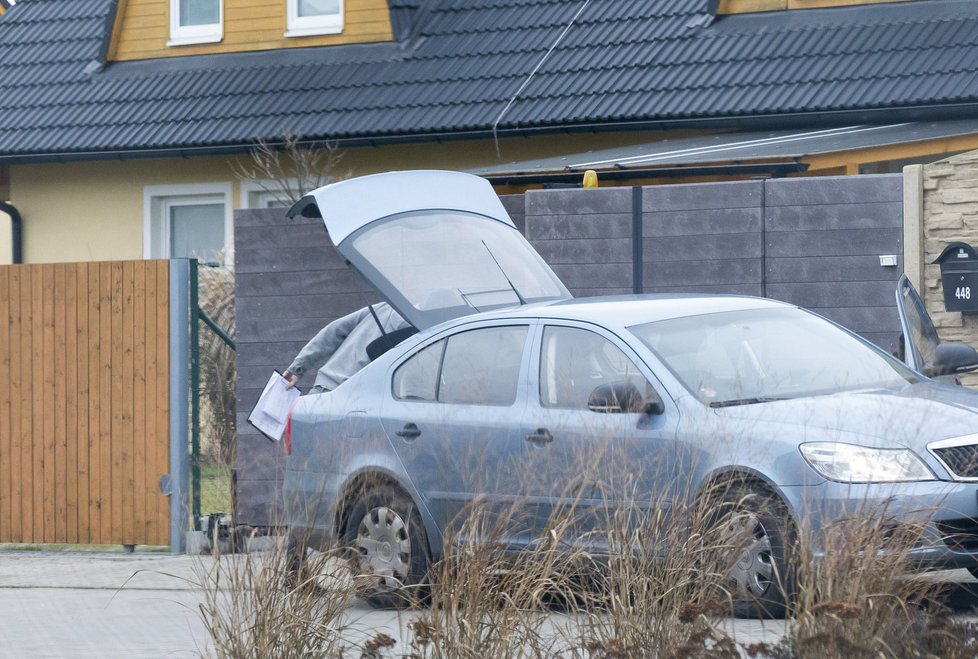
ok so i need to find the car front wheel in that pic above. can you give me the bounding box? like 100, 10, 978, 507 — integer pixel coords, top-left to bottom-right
342, 484, 430, 609
712, 484, 797, 619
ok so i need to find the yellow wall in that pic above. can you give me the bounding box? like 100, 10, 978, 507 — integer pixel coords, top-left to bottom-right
7, 131, 667, 264
110, 0, 393, 61
0, 211, 11, 265
11, 158, 235, 263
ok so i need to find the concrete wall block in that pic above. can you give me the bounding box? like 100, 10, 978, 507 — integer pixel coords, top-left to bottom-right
765, 280, 898, 309
766, 202, 902, 232
642, 208, 762, 237
235, 246, 345, 273
235, 268, 374, 297
235, 223, 330, 248
234, 479, 286, 528
644, 283, 762, 296
923, 178, 940, 191
766, 255, 902, 284
939, 176, 978, 187
643, 180, 762, 211
235, 209, 315, 229
236, 340, 308, 367
240, 315, 357, 344
940, 188, 978, 205
767, 228, 902, 258
236, 438, 286, 477
801, 304, 901, 336
551, 262, 631, 288
532, 238, 631, 264
567, 286, 634, 298
766, 174, 901, 207
947, 152, 978, 166
525, 187, 631, 215
644, 258, 761, 287
501, 198, 526, 235
928, 213, 965, 230
643, 233, 762, 262
925, 164, 955, 179
525, 213, 632, 239
931, 311, 966, 329
237, 292, 370, 321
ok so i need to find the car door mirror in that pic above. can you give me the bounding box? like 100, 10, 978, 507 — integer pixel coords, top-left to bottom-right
588, 382, 664, 415
923, 342, 978, 378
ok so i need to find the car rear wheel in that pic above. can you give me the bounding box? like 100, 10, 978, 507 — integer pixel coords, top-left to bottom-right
342, 484, 430, 609
711, 484, 797, 619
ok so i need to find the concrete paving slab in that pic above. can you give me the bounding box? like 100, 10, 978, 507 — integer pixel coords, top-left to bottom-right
0, 552, 208, 659
0, 551, 974, 659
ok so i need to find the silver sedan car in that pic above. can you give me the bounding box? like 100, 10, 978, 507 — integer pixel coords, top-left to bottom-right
282, 171, 978, 618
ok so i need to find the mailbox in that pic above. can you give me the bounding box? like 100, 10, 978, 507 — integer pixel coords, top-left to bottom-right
934, 242, 978, 313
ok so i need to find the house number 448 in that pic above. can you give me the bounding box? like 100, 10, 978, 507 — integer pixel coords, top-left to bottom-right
956, 286, 972, 301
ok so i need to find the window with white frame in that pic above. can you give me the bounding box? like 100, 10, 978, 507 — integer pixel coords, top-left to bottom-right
145, 184, 233, 266
240, 179, 298, 209
286, 0, 344, 37
169, 0, 222, 46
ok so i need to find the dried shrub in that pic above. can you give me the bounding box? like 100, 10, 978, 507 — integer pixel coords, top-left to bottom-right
231, 131, 345, 207
198, 263, 236, 466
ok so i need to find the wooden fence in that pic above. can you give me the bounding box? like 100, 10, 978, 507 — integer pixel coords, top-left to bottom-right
0, 260, 171, 546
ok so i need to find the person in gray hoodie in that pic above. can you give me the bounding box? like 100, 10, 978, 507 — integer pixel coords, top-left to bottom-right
284, 301, 409, 393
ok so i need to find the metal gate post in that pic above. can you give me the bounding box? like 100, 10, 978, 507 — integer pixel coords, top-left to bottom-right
169, 259, 191, 553
189, 259, 201, 530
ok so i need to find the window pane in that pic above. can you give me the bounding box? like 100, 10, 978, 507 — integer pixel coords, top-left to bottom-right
440, 326, 527, 406
170, 202, 224, 262
393, 340, 444, 402
540, 326, 652, 411
180, 0, 219, 26
298, 0, 339, 17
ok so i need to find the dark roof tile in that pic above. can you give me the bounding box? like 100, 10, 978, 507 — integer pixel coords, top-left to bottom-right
3, 0, 978, 160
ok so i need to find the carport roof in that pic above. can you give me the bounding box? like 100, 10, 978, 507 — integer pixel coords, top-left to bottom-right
475, 120, 978, 181
3, 0, 978, 163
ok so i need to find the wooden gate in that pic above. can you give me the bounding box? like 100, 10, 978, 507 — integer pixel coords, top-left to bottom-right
0, 260, 171, 546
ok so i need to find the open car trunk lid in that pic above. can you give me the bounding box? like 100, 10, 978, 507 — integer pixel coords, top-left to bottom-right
289, 170, 572, 331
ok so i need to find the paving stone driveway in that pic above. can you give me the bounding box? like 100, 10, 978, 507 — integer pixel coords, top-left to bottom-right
0, 550, 975, 659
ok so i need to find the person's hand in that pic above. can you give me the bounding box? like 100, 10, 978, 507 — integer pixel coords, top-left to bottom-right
283, 370, 300, 389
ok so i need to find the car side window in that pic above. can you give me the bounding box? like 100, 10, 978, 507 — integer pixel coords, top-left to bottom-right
392, 339, 445, 401
540, 325, 654, 412
439, 326, 529, 406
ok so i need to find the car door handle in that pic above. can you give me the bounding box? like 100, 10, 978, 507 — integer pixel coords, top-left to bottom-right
396, 423, 421, 440
526, 428, 553, 446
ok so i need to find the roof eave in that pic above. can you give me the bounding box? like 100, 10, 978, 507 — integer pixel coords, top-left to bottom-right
3, 103, 978, 167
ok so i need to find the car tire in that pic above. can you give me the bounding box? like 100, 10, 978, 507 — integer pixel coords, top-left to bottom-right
710, 484, 797, 619
284, 531, 307, 589
342, 484, 430, 609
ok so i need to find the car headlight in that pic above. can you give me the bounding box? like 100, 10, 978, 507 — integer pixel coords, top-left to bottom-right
800, 442, 935, 483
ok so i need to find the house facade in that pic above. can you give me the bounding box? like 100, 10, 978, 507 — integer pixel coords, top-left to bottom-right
2, 0, 978, 265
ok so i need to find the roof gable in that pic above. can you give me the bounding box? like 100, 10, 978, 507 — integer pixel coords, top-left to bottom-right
1, 0, 978, 162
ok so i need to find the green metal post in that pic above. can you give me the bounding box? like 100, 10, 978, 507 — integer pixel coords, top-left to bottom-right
189, 259, 201, 530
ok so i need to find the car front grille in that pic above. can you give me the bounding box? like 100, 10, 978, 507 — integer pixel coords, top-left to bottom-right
936, 518, 978, 552
931, 443, 978, 479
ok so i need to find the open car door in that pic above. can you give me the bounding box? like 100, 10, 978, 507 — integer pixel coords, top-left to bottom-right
289, 170, 571, 331
896, 274, 978, 384
896, 274, 941, 374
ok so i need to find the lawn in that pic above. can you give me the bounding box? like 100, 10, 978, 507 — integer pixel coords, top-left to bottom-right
199, 463, 233, 515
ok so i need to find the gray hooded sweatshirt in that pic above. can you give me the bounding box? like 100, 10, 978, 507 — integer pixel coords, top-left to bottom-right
288, 302, 408, 391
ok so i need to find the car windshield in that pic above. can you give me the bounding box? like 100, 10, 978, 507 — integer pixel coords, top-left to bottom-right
629, 307, 919, 406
